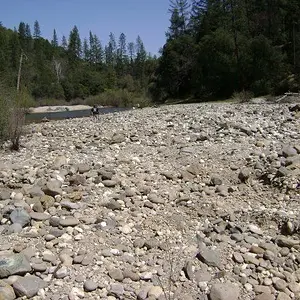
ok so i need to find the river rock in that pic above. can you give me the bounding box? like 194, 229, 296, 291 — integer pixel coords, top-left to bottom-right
0, 279, 16, 300
197, 247, 221, 268
13, 275, 47, 298
10, 208, 31, 227
0, 254, 31, 278
43, 180, 62, 196
84, 280, 98, 292
209, 283, 240, 300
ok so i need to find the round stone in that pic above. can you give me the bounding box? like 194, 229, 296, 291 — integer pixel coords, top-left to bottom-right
84, 280, 98, 292
148, 286, 163, 298
263, 278, 273, 286
274, 278, 287, 291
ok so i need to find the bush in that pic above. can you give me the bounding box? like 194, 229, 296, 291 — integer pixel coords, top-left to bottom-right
85, 89, 152, 108
131, 95, 152, 108
0, 85, 31, 150
231, 90, 254, 103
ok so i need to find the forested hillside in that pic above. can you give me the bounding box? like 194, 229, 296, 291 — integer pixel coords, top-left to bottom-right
0, 21, 157, 104
1, 0, 300, 105
151, 0, 300, 101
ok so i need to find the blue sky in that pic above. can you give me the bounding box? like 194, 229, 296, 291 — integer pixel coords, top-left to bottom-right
1, 0, 170, 55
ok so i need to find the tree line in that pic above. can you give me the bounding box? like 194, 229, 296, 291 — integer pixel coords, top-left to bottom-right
150, 0, 300, 101
1, 0, 300, 105
0, 20, 157, 103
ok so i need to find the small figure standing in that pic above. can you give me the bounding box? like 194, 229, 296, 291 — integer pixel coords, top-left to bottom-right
91, 105, 99, 120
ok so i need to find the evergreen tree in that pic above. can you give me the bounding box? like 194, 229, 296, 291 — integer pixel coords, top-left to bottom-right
89, 31, 103, 64
135, 35, 147, 83
25, 23, 31, 39
83, 38, 90, 61
188, 0, 207, 35
61, 35, 68, 49
118, 33, 127, 61
33, 20, 41, 39
93, 34, 103, 64
166, 0, 190, 40
51, 29, 58, 47
68, 25, 81, 60
127, 42, 135, 63
116, 33, 127, 75
18, 22, 26, 48
105, 32, 117, 66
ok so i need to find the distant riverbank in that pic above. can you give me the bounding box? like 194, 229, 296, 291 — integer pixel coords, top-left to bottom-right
26, 105, 131, 122
29, 105, 93, 113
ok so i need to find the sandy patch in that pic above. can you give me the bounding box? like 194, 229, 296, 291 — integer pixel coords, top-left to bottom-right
29, 105, 92, 113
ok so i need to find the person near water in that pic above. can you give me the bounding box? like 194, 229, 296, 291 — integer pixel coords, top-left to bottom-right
91, 105, 99, 117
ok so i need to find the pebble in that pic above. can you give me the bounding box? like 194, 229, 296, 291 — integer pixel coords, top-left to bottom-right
108, 268, 124, 281
209, 283, 240, 300
84, 279, 98, 292
59, 217, 79, 227
147, 286, 163, 298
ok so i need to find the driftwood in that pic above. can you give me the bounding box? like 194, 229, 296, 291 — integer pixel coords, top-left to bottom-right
276, 92, 300, 102
285, 92, 300, 96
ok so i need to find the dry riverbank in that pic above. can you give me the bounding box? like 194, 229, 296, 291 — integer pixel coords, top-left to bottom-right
0, 103, 299, 299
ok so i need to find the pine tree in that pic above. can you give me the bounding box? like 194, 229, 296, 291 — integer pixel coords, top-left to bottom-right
51, 29, 58, 47
166, 0, 190, 40
188, 0, 208, 34
127, 42, 135, 63
83, 38, 90, 61
61, 35, 68, 49
18, 22, 26, 44
33, 20, 41, 39
135, 35, 147, 83
25, 23, 31, 39
118, 33, 127, 61
105, 32, 117, 67
89, 31, 95, 63
68, 25, 81, 60
116, 33, 127, 75
89, 32, 103, 64
93, 34, 103, 64
167, 9, 184, 40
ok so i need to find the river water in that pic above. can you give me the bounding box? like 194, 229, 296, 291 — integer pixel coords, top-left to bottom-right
25, 107, 131, 122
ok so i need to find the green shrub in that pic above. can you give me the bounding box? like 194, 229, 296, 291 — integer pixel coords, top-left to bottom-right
231, 90, 254, 103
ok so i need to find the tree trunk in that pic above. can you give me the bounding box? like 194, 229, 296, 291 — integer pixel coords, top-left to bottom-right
17, 51, 24, 91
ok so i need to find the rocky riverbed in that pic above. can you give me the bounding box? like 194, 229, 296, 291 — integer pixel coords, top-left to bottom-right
0, 103, 299, 300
